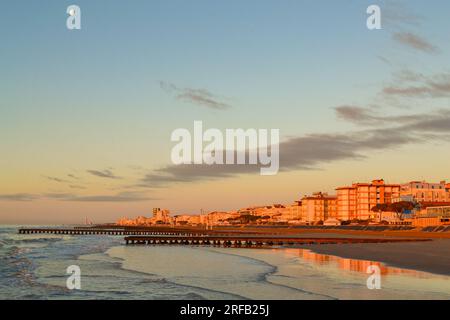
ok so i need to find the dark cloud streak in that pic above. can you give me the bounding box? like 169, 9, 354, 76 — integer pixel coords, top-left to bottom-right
137, 109, 450, 187
0, 193, 38, 201
87, 169, 122, 179
392, 32, 438, 54
160, 81, 231, 110
383, 72, 450, 98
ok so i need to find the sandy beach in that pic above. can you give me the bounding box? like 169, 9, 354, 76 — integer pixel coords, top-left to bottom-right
209, 227, 450, 276
298, 239, 450, 276
105, 242, 450, 300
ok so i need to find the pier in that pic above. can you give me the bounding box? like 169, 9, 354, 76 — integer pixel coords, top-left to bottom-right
124, 235, 432, 247
17, 227, 276, 236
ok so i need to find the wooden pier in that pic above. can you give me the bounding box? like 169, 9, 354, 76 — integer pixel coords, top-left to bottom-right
124, 235, 431, 247
17, 227, 275, 236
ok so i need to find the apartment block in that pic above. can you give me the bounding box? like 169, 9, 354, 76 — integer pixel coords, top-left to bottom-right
400, 181, 449, 203
300, 192, 338, 224
336, 179, 400, 221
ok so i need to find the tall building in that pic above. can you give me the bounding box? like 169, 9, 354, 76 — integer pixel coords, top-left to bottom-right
300, 192, 337, 224
285, 201, 302, 223
400, 181, 449, 203
336, 179, 400, 221
152, 208, 171, 224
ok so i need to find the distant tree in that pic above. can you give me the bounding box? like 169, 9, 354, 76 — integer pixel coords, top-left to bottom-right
371, 201, 415, 220
389, 201, 415, 220
371, 203, 389, 213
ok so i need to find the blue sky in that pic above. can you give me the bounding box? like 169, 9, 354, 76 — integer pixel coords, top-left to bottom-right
1, 1, 450, 223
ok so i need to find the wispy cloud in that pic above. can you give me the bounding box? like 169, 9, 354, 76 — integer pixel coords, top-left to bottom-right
87, 169, 122, 180
382, 1, 423, 28
69, 185, 87, 190
383, 71, 450, 98
392, 32, 438, 54
378, 3, 439, 55
0, 193, 38, 201
160, 81, 231, 110
43, 176, 70, 183
45, 192, 154, 202
334, 105, 437, 126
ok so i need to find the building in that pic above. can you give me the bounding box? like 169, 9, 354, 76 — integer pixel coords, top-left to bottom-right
336, 179, 400, 221
300, 192, 337, 224
284, 201, 303, 224
152, 208, 172, 224
116, 215, 153, 226
173, 214, 192, 225
400, 181, 449, 203
205, 211, 236, 226
412, 206, 450, 227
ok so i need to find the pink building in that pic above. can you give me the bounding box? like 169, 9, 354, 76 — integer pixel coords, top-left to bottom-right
400, 181, 449, 203
336, 179, 400, 221
300, 192, 337, 224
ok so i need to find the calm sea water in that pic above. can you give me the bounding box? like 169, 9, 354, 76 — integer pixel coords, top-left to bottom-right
1, 225, 449, 300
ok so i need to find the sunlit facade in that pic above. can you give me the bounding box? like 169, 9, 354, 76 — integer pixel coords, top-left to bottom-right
300, 192, 338, 224
400, 181, 449, 203
336, 179, 400, 221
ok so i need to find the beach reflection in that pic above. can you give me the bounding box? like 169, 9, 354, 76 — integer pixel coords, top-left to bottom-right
282, 249, 430, 278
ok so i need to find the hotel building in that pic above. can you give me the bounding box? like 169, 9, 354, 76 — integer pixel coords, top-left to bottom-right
413, 206, 450, 227
336, 179, 400, 221
285, 201, 303, 223
300, 192, 338, 224
400, 181, 449, 203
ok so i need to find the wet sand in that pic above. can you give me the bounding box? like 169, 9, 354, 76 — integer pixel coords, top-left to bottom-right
210, 227, 450, 276
299, 239, 450, 276
115, 225, 450, 277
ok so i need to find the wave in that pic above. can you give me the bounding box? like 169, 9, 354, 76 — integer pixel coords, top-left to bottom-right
104, 245, 334, 300
202, 247, 336, 299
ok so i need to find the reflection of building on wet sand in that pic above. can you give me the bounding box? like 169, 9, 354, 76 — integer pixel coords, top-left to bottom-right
283, 249, 427, 278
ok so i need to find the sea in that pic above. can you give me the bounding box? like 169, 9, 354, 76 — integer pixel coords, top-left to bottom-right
0, 225, 449, 300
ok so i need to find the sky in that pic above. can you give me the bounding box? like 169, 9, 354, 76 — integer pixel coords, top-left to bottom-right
1, 0, 450, 224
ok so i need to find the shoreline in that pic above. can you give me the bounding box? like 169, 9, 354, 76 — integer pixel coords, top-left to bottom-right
12, 224, 450, 278
296, 239, 450, 276
104, 241, 450, 300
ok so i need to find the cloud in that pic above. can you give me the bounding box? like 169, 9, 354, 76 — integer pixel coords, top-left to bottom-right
333, 105, 437, 126
377, 55, 392, 66
392, 32, 438, 54
334, 106, 376, 124
378, 3, 438, 55
136, 109, 450, 186
160, 81, 231, 110
382, 2, 423, 28
87, 169, 122, 179
68, 174, 80, 180
383, 71, 450, 98
43, 176, 70, 183
0, 191, 155, 202
44, 192, 155, 202
69, 185, 87, 190
43, 193, 73, 200
0, 193, 38, 201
